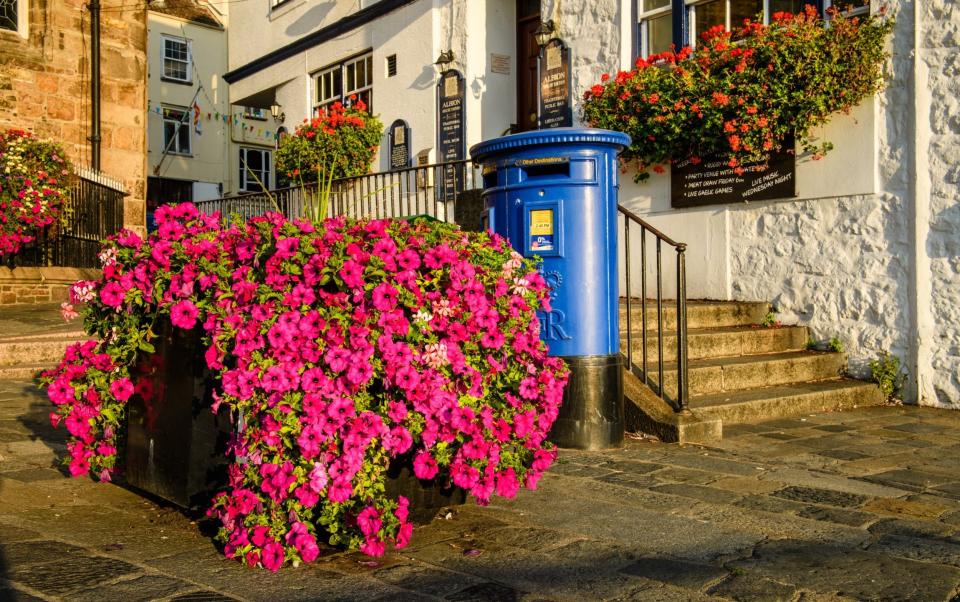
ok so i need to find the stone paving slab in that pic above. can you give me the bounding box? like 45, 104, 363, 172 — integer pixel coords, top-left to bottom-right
2, 379, 960, 600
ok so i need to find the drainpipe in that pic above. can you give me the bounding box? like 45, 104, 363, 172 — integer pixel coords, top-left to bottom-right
89, 0, 101, 171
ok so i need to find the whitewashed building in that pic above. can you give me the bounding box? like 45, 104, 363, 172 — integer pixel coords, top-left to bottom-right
223, 0, 959, 409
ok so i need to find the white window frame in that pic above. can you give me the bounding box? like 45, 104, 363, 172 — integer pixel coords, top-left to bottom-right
239, 147, 272, 192
311, 52, 373, 115
162, 105, 192, 156
162, 35, 192, 83
638, 0, 673, 58
0, 0, 29, 39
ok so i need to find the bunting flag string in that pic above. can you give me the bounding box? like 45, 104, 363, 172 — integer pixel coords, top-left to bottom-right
147, 97, 282, 142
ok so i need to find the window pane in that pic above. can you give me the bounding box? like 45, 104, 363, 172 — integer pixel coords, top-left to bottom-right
246, 150, 262, 171
769, 0, 808, 14
333, 69, 342, 96
695, 0, 725, 40
365, 56, 373, 85
164, 122, 175, 148
346, 63, 355, 93
178, 124, 189, 153
357, 59, 366, 89
730, 0, 763, 27
648, 13, 673, 54
642, 0, 670, 11
0, 0, 17, 31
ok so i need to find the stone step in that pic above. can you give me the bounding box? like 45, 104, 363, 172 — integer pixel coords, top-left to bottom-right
0, 362, 52, 380
618, 300, 770, 332
0, 333, 87, 367
621, 325, 809, 363
640, 350, 846, 401
689, 378, 886, 426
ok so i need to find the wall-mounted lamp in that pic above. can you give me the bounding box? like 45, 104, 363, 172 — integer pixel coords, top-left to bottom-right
433, 50, 455, 73
270, 102, 285, 123
534, 19, 556, 49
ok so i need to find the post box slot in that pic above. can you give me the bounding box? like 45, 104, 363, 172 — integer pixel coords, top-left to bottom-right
522, 162, 570, 180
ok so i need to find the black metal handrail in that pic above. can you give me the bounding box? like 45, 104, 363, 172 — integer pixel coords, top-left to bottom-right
618, 204, 690, 412
196, 160, 482, 224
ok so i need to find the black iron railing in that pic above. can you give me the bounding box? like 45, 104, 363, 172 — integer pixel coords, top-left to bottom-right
4, 167, 126, 269
619, 204, 690, 412
196, 160, 482, 224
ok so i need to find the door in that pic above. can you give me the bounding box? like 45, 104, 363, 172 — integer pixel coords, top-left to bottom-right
516, 1, 540, 132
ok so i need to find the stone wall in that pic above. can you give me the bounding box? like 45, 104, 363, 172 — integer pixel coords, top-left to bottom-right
923, 0, 960, 406
0, 0, 147, 232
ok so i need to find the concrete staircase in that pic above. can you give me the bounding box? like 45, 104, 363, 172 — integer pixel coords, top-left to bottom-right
0, 303, 88, 380
621, 300, 885, 444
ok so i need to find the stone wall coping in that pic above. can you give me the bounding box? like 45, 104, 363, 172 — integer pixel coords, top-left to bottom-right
0, 266, 101, 284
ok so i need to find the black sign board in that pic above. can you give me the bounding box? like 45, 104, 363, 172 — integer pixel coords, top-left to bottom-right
437, 69, 466, 196
388, 119, 411, 170
671, 138, 797, 207
539, 39, 572, 129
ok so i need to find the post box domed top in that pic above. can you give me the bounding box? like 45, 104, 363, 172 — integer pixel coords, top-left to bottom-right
470, 127, 631, 163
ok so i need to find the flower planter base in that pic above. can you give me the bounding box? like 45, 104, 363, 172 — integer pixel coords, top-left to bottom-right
123, 328, 232, 509
122, 330, 467, 519
384, 462, 467, 525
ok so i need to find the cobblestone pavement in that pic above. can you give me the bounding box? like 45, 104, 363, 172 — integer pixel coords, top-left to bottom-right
2, 379, 960, 601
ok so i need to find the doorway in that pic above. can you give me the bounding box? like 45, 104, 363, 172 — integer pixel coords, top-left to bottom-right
516, 0, 540, 132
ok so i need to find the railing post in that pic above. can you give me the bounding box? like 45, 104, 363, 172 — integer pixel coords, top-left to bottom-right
676, 244, 690, 413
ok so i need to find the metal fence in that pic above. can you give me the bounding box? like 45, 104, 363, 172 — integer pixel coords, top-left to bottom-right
3, 167, 126, 269
196, 160, 483, 225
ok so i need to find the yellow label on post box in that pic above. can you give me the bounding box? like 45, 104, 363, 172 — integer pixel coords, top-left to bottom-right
529, 209, 555, 252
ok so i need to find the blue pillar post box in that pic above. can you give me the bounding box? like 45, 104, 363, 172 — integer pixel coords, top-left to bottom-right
470, 128, 630, 450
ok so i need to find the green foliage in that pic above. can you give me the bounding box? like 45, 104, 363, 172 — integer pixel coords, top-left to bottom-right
760, 311, 780, 328
828, 337, 844, 353
581, 7, 894, 182
869, 352, 904, 401
275, 101, 383, 187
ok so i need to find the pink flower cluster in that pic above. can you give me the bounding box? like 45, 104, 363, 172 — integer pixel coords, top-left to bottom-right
42, 203, 568, 571
0, 129, 70, 256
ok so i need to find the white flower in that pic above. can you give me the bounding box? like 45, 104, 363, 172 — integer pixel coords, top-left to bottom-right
414, 309, 433, 324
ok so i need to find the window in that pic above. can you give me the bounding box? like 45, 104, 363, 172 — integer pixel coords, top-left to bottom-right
239, 147, 271, 192
312, 52, 373, 115
638, 0, 674, 57
0, 0, 27, 37
637, 0, 825, 57
270, 0, 291, 9
162, 106, 191, 155
244, 107, 268, 120
162, 36, 191, 82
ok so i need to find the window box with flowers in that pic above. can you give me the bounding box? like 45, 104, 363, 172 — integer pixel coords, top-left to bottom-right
583, 7, 893, 183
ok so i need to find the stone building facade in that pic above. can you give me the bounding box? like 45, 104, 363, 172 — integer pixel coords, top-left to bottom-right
0, 0, 147, 231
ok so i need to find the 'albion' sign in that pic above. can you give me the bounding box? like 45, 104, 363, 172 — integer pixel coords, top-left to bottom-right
671, 138, 797, 207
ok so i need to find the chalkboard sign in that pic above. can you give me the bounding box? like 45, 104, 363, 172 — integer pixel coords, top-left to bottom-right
388, 119, 411, 170
437, 69, 466, 196
671, 139, 797, 207
539, 39, 572, 129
